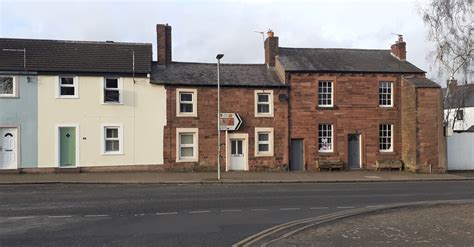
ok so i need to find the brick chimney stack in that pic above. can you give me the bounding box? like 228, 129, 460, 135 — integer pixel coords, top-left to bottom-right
264, 29, 279, 67
157, 24, 172, 65
390, 35, 406, 60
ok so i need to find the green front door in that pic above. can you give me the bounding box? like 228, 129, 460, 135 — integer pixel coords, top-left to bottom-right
60, 127, 76, 167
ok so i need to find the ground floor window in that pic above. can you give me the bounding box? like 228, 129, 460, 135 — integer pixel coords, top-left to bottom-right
101, 124, 123, 155
176, 128, 199, 162
318, 124, 333, 152
255, 127, 274, 156
379, 124, 393, 152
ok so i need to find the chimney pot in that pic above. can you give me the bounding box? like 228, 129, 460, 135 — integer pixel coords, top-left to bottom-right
390, 35, 406, 60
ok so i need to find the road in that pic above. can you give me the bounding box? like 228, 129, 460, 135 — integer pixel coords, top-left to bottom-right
1, 181, 474, 246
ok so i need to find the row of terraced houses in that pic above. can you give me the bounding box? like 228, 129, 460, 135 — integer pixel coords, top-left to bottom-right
0, 24, 447, 173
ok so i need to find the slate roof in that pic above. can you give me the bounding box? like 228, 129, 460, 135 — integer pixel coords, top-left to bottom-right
404, 77, 440, 88
150, 62, 285, 87
278, 47, 425, 73
0, 38, 152, 74
444, 84, 474, 109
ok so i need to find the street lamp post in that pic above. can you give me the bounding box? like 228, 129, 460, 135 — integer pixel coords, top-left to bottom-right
216, 54, 224, 181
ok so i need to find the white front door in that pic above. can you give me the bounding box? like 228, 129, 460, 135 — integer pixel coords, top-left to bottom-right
229, 139, 246, 170
0, 128, 18, 169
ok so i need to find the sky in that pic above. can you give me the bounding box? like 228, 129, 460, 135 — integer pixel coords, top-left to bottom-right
0, 0, 443, 83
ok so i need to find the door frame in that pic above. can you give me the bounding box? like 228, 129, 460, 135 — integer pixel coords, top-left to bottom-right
55, 124, 80, 168
348, 133, 363, 169
0, 125, 20, 169
290, 138, 305, 171
226, 133, 249, 171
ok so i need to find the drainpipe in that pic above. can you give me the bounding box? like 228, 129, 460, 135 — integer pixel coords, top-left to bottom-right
287, 73, 292, 172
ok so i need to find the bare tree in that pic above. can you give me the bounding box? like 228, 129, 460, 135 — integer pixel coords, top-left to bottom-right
420, 0, 473, 129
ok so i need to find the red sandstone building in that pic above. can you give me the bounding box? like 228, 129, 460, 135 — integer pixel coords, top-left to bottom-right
152, 24, 446, 173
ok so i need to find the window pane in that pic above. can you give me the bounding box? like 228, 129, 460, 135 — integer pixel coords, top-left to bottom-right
258, 133, 269, 142
257, 104, 270, 113
180, 103, 193, 113
237, 140, 243, 154
105, 140, 120, 152
181, 147, 193, 157
258, 94, 269, 102
104, 90, 120, 102
61, 77, 74, 85
259, 144, 269, 152
180, 93, 192, 102
60, 87, 75, 96
106, 78, 118, 88
0, 77, 13, 94
180, 134, 194, 145
106, 128, 118, 138
318, 124, 333, 151
231, 140, 237, 155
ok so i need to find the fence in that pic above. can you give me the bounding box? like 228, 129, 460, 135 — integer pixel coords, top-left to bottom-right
448, 132, 474, 170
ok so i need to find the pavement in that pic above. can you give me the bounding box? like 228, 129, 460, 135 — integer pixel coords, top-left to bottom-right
1, 181, 474, 246
1, 170, 473, 184
268, 202, 474, 247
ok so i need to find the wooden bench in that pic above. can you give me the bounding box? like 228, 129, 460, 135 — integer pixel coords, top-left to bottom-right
376, 160, 403, 171
317, 159, 344, 171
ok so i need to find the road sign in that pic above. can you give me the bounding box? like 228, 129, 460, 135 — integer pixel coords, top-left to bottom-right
219, 113, 243, 131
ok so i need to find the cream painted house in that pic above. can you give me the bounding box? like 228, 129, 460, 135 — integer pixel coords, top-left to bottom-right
1, 38, 166, 170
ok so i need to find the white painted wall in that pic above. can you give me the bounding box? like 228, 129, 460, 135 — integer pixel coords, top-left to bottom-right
37, 75, 166, 167
445, 107, 474, 131
447, 132, 474, 170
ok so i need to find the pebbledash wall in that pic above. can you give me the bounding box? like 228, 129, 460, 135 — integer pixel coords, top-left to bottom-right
0, 73, 38, 168
37, 75, 166, 168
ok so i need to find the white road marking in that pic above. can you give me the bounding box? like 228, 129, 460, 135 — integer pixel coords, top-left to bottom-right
155, 212, 178, 215
7, 216, 36, 220
134, 214, 146, 216
221, 209, 242, 212
84, 214, 109, 218
251, 208, 268, 211
48, 215, 72, 218
337, 206, 355, 209
280, 208, 300, 211
310, 207, 329, 210
189, 210, 211, 214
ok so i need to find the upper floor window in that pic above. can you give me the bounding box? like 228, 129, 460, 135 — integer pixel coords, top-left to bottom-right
255, 90, 274, 117
379, 81, 393, 107
103, 77, 122, 104
379, 124, 393, 152
0, 76, 17, 97
318, 81, 333, 107
58, 76, 78, 98
176, 89, 197, 117
456, 109, 464, 121
318, 124, 333, 152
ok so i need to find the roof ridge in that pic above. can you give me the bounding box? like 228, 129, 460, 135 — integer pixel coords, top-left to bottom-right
0, 37, 151, 46
156, 61, 267, 66
280, 47, 390, 51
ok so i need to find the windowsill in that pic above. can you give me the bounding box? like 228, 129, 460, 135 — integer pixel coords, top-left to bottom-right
319, 151, 334, 155
176, 158, 199, 163
102, 102, 123, 105
255, 114, 274, 118
379, 151, 396, 155
177, 113, 198, 117
101, 152, 124, 156
255, 153, 274, 157
57, 96, 79, 99
0, 95, 18, 98
379, 105, 394, 108
316, 106, 337, 110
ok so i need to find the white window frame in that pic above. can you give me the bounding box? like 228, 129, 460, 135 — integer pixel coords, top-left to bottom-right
379, 81, 394, 107
102, 77, 123, 104
254, 90, 274, 117
176, 88, 197, 117
254, 127, 274, 157
100, 123, 124, 155
379, 123, 394, 152
176, 128, 199, 162
0, 75, 18, 98
56, 76, 79, 99
318, 124, 334, 153
318, 80, 334, 107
